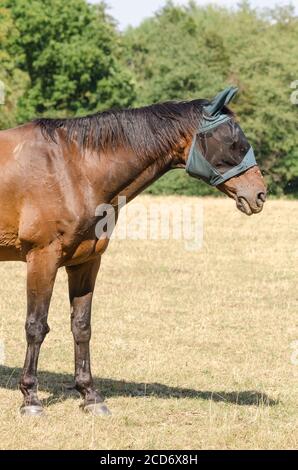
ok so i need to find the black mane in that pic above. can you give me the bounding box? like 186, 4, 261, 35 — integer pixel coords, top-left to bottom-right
34, 100, 209, 160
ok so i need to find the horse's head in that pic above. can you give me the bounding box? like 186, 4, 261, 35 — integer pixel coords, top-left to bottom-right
185, 87, 266, 215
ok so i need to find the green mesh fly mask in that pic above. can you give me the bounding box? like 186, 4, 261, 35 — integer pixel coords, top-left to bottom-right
186, 87, 257, 186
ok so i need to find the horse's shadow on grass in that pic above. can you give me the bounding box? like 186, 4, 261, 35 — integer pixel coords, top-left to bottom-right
0, 365, 278, 408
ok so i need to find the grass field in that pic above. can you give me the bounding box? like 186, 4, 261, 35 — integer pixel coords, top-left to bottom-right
0, 195, 298, 450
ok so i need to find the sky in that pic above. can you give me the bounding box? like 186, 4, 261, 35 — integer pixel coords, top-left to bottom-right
90, 0, 298, 29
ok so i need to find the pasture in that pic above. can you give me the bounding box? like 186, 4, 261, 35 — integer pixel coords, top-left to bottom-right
0, 195, 297, 450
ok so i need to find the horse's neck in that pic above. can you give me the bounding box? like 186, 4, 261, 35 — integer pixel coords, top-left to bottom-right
103, 131, 194, 205
113, 155, 173, 204
83, 127, 192, 207
96, 149, 175, 206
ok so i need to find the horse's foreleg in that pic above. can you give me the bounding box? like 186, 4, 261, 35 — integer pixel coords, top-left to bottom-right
66, 257, 110, 416
19, 243, 60, 416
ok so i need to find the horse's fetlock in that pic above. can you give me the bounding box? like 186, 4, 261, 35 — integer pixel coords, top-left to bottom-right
20, 374, 37, 391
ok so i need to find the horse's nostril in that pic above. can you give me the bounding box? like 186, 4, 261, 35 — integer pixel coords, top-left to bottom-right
257, 192, 266, 203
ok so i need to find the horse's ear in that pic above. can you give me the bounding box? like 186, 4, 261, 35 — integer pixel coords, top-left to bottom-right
204, 86, 238, 116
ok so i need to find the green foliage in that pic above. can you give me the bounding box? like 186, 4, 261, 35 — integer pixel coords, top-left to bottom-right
0, 0, 297, 196
2, 0, 135, 120
123, 1, 298, 196
123, 1, 229, 105
0, 6, 27, 127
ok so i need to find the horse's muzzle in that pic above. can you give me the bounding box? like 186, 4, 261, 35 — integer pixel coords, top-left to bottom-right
236, 191, 266, 216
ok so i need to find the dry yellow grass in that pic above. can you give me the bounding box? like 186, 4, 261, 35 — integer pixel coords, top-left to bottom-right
0, 195, 298, 450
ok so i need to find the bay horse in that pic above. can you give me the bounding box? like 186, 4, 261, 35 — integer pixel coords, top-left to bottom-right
0, 87, 266, 416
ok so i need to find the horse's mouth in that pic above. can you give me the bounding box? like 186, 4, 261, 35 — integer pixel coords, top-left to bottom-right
217, 183, 266, 216
235, 196, 264, 216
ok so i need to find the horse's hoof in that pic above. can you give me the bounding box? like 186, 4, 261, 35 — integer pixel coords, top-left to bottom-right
83, 403, 111, 416
20, 405, 45, 417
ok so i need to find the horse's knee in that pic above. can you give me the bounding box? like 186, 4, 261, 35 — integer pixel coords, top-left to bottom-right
25, 315, 50, 343
71, 313, 91, 343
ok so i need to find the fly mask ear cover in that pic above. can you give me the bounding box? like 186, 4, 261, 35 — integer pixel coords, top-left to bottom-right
185, 87, 257, 186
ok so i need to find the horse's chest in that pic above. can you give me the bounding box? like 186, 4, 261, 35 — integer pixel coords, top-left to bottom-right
66, 236, 110, 265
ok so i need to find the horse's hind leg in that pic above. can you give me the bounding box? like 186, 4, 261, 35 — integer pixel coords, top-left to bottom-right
66, 257, 110, 416
19, 243, 60, 416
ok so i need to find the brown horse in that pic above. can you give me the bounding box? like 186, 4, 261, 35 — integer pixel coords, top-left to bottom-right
0, 90, 266, 416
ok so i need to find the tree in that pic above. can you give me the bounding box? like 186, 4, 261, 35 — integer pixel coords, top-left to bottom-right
1, 0, 298, 196
123, 1, 298, 196
4, 0, 136, 120
0, 6, 27, 128
216, 3, 298, 195
123, 1, 229, 105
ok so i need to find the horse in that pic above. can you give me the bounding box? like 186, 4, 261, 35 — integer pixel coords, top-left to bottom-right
0, 87, 266, 416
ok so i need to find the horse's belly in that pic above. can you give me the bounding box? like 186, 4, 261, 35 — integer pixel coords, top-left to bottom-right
0, 245, 23, 261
